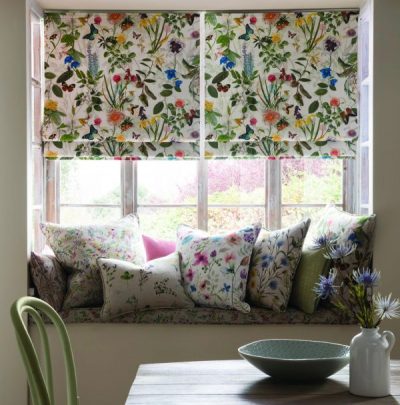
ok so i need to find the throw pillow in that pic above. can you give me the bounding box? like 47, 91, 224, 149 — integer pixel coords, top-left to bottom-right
41, 214, 146, 309
247, 219, 311, 312
305, 205, 376, 273
177, 223, 261, 313
289, 247, 331, 314
30, 252, 67, 311
98, 252, 194, 320
142, 234, 176, 261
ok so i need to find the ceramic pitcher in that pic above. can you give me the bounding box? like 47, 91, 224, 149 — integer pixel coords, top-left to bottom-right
350, 327, 395, 397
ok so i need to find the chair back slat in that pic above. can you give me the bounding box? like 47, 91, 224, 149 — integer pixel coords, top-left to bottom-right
10, 297, 79, 405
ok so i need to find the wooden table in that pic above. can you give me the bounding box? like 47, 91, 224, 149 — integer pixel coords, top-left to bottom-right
126, 359, 400, 404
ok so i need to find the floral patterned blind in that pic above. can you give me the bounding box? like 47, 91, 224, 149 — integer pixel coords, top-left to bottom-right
43, 10, 359, 160
43, 12, 200, 159
204, 11, 359, 159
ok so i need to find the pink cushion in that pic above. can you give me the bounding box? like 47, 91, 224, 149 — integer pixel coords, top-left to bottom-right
142, 234, 176, 261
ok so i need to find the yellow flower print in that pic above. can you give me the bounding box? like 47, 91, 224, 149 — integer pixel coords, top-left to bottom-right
139, 19, 148, 28
295, 18, 304, 27
271, 33, 281, 44
149, 15, 159, 25
306, 15, 314, 25
44, 99, 58, 111
149, 115, 160, 126
116, 34, 126, 44
204, 150, 214, 158
205, 100, 214, 112
305, 114, 316, 125
155, 54, 165, 67
272, 134, 282, 142
44, 150, 58, 159
309, 52, 321, 65
295, 119, 306, 128
139, 120, 149, 129
115, 134, 126, 142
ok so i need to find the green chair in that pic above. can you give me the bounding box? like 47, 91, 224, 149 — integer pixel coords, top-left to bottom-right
10, 296, 79, 405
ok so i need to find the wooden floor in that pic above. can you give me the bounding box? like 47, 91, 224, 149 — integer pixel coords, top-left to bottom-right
126, 360, 400, 404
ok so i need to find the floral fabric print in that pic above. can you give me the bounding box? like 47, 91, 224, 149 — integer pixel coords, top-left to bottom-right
41, 215, 146, 308
177, 223, 261, 313
49, 305, 356, 325
98, 252, 194, 320
305, 205, 376, 274
204, 11, 359, 158
247, 219, 310, 312
43, 12, 200, 159
30, 252, 67, 311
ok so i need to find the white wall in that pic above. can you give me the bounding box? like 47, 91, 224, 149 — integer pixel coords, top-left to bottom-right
0, 0, 28, 403
372, 0, 400, 348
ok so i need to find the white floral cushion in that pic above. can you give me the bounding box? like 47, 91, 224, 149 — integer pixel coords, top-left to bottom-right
98, 252, 194, 320
177, 223, 261, 313
247, 219, 310, 312
41, 215, 146, 309
305, 205, 376, 273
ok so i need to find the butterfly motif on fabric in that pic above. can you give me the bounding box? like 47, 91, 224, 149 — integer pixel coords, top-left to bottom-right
82, 125, 98, 140
238, 24, 254, 41
239, 125, 255, 140
83, 24, 98, 40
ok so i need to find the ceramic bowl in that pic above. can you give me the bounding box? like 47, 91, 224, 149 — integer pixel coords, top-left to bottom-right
238, 339, 349, 381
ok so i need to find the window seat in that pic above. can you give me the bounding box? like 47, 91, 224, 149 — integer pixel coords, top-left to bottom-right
44, 306, 355, 325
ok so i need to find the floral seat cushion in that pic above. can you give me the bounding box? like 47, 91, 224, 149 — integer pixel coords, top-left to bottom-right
247, 219, 311, 312
41, 215, 146, 308
177, 223, 261, 313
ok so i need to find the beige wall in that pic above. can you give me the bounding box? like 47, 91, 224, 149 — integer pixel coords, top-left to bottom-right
372, 0, 400, 351
0, 0, 28, 403
3, 0, 400, 404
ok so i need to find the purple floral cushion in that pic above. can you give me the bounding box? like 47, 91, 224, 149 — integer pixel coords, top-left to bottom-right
30, 252, 67, 311
177, 224, 261, 313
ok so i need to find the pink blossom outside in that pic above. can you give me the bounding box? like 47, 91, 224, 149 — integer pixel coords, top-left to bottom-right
142, 234, 176, 262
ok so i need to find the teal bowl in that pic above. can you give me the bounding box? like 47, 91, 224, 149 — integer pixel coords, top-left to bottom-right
238, 339, 349, 381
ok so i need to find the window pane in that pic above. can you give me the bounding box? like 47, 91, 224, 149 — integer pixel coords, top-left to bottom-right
208, 208, 264, 234
281, 206, 329, 229
32, 85, 42, 143
60, 160, 121, 205
208, 160, 264, 205
138, 161, 197, 205
360, 84, 369, 143
138, 207, 197, 239
60, 207, 121, 225
32, 147, 43, 206
31, 12, 41, 81
361, 147, 369, 205
281, 159, 343, 205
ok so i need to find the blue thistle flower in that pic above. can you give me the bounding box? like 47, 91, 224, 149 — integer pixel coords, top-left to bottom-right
353, 269, 380, 287
314, 270, 337, 300
325, 241, 356, 260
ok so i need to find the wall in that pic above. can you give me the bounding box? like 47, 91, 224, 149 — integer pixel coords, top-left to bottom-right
0, 0, 28, 404
372, 0, 400, 348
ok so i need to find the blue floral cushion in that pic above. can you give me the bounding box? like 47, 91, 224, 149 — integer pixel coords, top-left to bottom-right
177, 224, 261, 313
247, 219, 311, 312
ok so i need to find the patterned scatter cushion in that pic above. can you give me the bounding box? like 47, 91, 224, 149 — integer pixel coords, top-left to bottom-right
177, 223, 261, 313
41, 215, 146, 309
247, 219, 311, 312
30, 252, 67, 311
142, 234, 176, 261
305, 205, 376, 273
98, 252, 194, 320
289, 247, 331, 314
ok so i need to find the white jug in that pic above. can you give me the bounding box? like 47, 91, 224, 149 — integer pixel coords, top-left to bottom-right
350, 327, 395, 397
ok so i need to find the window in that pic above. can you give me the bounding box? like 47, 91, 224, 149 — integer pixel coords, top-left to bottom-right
29, 6, 44, 251
32, 10, 368, 244
54, 158, 350, 237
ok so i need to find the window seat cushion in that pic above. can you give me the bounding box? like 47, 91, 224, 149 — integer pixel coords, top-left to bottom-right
45, 306, 355, 325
